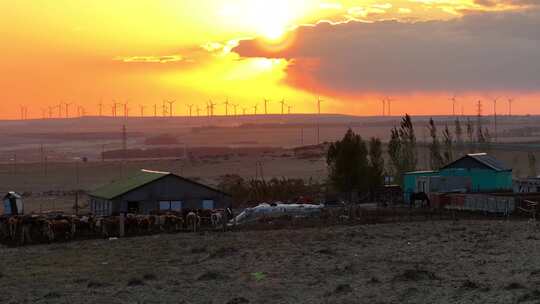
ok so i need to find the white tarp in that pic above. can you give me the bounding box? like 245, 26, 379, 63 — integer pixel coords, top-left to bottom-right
231, 202, 324, 225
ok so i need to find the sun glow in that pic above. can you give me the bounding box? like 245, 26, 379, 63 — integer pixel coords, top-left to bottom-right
219, 0, 302, 40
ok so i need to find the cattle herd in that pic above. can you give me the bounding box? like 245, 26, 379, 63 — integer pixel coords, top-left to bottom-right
0, 209, 230, 246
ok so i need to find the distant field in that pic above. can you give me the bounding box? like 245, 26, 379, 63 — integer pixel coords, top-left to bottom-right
0, 152, 327, 214
0, 115, 539, 214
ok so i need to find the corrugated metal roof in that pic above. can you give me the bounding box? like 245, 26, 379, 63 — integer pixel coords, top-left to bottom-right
443, 153, 511, 172
89, 169, 231, 200
468, 153, 511, 171
89, 170, 169, 200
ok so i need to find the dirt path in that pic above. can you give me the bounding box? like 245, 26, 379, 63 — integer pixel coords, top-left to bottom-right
1, 220, 540, 303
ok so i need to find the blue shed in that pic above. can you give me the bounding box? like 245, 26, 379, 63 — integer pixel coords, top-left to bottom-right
403, 153, 513, 203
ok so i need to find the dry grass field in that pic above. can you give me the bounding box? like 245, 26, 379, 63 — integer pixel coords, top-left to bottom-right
0, 152, 327, 214
2, 220, 540, 304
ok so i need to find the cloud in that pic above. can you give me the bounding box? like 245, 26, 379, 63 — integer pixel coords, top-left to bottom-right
233, 7, 540, 95
116, 55, 183, 63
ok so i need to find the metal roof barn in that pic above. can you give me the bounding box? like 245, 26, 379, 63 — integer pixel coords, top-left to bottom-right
88, 170, 232, 216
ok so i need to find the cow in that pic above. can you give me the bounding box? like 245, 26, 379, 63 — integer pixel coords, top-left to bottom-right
50, 218, 73, 241
95, 217, 119, 238
210, 212, 223, 228
410, 192, 431, 208
186, 212, 201, 232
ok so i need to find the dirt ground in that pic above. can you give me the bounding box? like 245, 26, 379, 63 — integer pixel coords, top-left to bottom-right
2, 220, 540, 304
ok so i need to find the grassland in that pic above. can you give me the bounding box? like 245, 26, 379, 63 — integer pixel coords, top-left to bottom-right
1, 220, 540, 303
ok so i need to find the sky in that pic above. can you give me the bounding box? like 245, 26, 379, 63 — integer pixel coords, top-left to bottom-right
1, 0, 539, 119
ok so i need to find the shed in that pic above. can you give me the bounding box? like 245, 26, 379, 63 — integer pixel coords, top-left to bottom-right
403, 153, 513, 203
88, 170, 232, 216
3, 192, 24, 215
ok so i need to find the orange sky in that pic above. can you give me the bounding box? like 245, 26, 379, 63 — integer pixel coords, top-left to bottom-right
1, 0, 539, 119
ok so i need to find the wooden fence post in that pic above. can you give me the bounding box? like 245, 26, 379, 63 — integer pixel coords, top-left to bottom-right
119, 213, 125, 237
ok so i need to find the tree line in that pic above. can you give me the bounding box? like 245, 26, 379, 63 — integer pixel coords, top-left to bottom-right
326, 114, 506, 201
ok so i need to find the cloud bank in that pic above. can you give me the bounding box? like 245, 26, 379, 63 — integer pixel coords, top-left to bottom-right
234, 7, 540, 95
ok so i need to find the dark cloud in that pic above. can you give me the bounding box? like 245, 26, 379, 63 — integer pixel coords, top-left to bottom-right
474, 0, 539, 7
234, 8, 540, 94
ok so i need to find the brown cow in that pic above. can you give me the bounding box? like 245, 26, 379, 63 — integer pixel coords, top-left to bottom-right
51, 218, 73, 241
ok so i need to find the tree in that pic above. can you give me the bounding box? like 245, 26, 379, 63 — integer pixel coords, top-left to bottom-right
466, 118, 474, 152
428, 118, 444, 170
388, 114, 418, 184
399, 114, 418, 173
529, 153, 537, 178
455, 119, 463, 155
442, 124, 454, 164
327, 129, 369, 200
388, 127, 402, 183
368, 137, 385, 193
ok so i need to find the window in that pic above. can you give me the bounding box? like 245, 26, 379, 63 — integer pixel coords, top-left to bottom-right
171, 201, 183, 211
93, 200, 112, 217
159, 201, 171, 210
160, 201, 183, 211
202, 200, 214, 210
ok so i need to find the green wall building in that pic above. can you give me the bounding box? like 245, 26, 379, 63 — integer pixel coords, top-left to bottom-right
403, 153, 513, 204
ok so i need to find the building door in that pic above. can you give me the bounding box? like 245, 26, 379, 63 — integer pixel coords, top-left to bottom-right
127, 201, 140, 214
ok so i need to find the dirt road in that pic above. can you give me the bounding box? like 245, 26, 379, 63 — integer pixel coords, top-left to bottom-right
1, 220, 540, 303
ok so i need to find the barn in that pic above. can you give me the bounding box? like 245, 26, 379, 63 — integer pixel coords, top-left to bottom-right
88, 170, 232, 216
403, 153, 513, 204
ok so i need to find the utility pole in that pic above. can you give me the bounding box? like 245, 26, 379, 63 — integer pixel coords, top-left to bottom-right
122, 124, 127, 161
493, 97, 499, 143
317, 97, 323, 144
477, 100, 483, 142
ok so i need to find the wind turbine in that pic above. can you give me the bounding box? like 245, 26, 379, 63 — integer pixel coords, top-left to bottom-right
122, 100, 130, 118
224, 98, 230, 116
449, 94, 458, 117
139, 104, 146, 117
208, 100, 216, 117
165, 99, 176, 117
280, 99, 286, 115
264, 99, 270, 115
253, 104, 258, 115
242, 107, 247, 116
287, 104, 292, 115
232, 104, 239, 116
98, 100, 103, 117
508, 98, 515, 117
187, 104, 194, 117
64, 101, 74, 118
57, 102, 63, 118
381, 98, 386, 116
196, 106, 201, 117
384, 97, 394, 116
